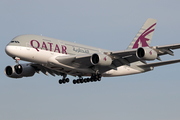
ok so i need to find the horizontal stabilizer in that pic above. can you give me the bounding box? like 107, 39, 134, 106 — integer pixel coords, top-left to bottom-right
138, 59, 180, 68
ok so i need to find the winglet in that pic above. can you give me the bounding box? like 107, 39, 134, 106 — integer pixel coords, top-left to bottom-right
127, 18, 157, 49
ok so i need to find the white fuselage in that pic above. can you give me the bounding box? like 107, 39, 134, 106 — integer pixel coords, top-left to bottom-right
5, 35, 148, 77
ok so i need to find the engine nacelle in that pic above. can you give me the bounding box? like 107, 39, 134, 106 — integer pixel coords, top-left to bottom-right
136, 47, 157, 60
5, 63, 35, 78
91, 53, 112, 66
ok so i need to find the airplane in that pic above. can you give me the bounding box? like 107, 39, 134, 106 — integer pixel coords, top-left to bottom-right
5, 18, 180, 84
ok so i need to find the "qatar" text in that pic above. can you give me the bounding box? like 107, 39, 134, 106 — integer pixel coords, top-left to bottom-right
30, 40, 67, 54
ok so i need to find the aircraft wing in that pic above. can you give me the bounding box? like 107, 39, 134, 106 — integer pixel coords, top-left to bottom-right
154, 43, 180, 56
156, 43, 180, 50
45, 43, 180, 76
137, 59, 180, 68
108, 43, 180, 65
48, 48, 139, 76
55, 43, 180, 68
107, 49, 139, 66
55, 49, 138, 68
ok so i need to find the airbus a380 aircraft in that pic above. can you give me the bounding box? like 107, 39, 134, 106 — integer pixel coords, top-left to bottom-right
5, 18, 180, 84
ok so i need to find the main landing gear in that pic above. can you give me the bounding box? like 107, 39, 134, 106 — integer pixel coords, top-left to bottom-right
59, 78, 69, 84
72, 74, 102, 84
58, 73, 102, 85
58, 74, 70, 84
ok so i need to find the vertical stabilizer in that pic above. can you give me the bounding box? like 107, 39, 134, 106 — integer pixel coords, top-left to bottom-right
127, 18, 157, 49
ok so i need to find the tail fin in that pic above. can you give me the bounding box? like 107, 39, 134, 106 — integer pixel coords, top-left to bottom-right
127, 18, 157, 49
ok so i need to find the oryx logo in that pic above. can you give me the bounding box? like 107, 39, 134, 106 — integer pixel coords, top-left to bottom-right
149, 50, 152, 55
132, 23, 156, 49
104, 57, 107, 61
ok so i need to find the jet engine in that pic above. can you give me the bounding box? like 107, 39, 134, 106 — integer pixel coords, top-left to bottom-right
136, 47, 158, 60
91, 53, 112, 66
5, 63, 35, 78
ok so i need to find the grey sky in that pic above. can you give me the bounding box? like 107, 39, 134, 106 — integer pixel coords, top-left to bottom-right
1, 0, 180, 120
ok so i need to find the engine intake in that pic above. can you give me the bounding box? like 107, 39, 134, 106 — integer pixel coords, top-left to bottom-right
5, 63, 35, 78
91, 53, 112, 66
136, 47, 157, 60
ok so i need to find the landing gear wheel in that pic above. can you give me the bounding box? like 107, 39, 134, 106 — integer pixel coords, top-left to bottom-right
98, 77, 101, 81
66, 78, 69, 83
77, 79, 80, 84
59, 80, 62, 84
90, 78, 93, 82
87, 78, 90, 82
84, 78, 87, 83
80, 79, 83, 83
62, 79, 66, 84
73, 80, 76, 84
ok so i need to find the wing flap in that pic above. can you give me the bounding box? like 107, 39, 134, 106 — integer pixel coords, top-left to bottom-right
138, 59, 180, 68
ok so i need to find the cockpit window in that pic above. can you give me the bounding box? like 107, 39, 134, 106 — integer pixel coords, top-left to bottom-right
11, 41, 20, 43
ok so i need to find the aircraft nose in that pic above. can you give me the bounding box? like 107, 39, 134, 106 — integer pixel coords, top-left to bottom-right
5, 45, 14, 57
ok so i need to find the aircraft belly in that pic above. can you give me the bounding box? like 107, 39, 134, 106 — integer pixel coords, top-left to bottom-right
102, 65, 142, 77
